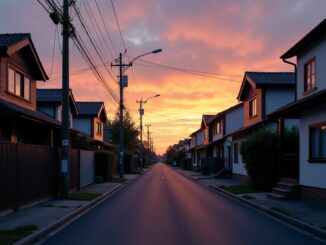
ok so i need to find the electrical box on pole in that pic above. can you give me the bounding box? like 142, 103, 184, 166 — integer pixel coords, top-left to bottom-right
139, 108, 144, 115
122, 75, 128, 87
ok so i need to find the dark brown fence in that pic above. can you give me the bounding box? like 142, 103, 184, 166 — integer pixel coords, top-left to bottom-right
70, 149, 80, 191
0, 141, 58, 212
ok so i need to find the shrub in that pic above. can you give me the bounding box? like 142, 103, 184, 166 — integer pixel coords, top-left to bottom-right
240, 128, 278, 191
95, 150, 117, 182
94, 176, 104, 183
201, 164, 209, 175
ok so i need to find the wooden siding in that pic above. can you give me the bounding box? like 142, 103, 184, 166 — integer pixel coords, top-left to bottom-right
0, 51, 37, 111
243, 88, 263, 127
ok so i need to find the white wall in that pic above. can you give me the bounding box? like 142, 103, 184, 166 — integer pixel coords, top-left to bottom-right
38, 106, 55, 118
196, 131, 204, 145
225, 105, 244, 134
297, 35, 326, 100
299, 102, 326, 189
265, 88, 294, 115
73, 117, 92, 137
231, 137, 247, 176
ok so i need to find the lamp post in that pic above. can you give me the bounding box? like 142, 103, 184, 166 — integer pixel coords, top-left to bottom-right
137, 94, 160, 168
112, 49, 162, 178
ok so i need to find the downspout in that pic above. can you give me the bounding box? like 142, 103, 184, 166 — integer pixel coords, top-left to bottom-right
282, 58, 297, 101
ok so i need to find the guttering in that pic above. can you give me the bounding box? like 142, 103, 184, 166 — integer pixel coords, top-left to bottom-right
282, 58, 297, 101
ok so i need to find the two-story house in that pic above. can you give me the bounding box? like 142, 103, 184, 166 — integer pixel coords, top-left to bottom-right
231, 72, 295, 181
73, 102, 108, 147
37, 88, 79, 128
269, 19, 326, 202
0, 33, 62, 146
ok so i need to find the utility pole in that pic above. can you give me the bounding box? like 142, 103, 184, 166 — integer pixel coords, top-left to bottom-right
145, 124, 151, 164
137, 98, 145, 168
61, 0, 70, 198
111, 54, 129, 178
112, 50, 161, 177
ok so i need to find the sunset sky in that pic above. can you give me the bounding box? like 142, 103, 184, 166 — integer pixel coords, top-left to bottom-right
1, 1, 326, 154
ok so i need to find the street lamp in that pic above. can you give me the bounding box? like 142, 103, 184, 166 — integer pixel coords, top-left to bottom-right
112, 49, 162, 178
137, 94, 160, 168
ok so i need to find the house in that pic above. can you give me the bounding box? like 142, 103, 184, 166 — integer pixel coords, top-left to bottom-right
0, 33, 63, 146
189, 115, 213, 170
37, 88, 78, 128
73, 102, 108, 147
206, 103, 244, 175
231, 71, 296, 181
268, 19, 326, 202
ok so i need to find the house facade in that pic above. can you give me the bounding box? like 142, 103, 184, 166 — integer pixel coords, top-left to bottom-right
269, 19, 326, 202
0, 33, 63, 146
231, 72, 295, 181
73, 102, 107, 144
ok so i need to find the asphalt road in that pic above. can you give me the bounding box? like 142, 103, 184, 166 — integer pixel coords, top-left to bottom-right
43, 163, 324, 245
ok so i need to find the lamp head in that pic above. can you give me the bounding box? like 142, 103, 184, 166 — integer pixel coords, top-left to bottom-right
152, 49, 162, 54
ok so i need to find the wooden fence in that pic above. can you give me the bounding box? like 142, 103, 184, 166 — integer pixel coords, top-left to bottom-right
0, 141, 58, 212
0, 142, 94, 212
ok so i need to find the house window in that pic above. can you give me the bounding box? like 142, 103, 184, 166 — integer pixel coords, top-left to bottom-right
310, 124, 326, 161
7, 66, 30, 100
304, 58, 316, 93
96, 122, 102, 136
249, 97, 257, 118
216, 121, 221, 135
233, 142, 239, 163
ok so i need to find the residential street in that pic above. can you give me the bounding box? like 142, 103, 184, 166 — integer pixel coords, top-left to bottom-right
42, 163, 323, 245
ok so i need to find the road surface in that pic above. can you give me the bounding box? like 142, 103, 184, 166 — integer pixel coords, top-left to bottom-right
43, 163, 324, 245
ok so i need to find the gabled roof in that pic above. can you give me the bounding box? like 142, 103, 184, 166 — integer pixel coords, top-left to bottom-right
281, 18, 326, 59
237, 72, 295, 101
37, 89, 78, 115
0, 33, 48, 81
76, 102, 107, 122
201, 114, 214, 128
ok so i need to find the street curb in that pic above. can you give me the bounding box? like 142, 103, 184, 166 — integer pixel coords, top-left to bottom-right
209, 184, 326, 240
16, 170, 150, 245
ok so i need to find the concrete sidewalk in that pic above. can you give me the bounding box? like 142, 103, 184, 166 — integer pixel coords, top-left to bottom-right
0, 171, 148, 244
175, 168, 326, 240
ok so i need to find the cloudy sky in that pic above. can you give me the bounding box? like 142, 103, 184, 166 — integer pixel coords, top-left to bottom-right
1, 0, 325, 153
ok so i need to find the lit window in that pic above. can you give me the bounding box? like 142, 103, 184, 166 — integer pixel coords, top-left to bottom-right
96, 122, 102, 136
249, 98, 257, 118
304, 58, 316, 92
216, 121, 221, 135
310, 124, 326, 160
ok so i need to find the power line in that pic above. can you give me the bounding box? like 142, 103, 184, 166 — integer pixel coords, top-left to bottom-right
110, 0, 127, 51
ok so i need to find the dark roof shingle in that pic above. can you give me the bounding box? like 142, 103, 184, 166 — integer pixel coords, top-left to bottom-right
76, 102, 103, 115
246, 72, 295, 85
0, 33, 30, 48
37, 89, 62, 102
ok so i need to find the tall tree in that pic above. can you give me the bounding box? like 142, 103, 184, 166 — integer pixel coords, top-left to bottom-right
110, 109, 139, 154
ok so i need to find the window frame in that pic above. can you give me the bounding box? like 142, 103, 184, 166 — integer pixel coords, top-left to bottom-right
304, 57, 316, 94
96, 122, 102, 136
249, 97, 257, 118
309, 122, 326, 163
7, 64, 31, 101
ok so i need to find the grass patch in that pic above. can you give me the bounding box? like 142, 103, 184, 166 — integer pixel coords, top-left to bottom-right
68, 192, 101, 201
0, 224, 38, 245
219, 185, 259, 194
110, 177, 127, 183
270, 206, 292, 217
320, 226, 326, 231
129, 168, 143, 174
242, 194, 256, 200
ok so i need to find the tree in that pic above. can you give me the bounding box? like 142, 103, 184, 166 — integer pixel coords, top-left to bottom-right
109, 109, 139, 154
165, 145, 176, 165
